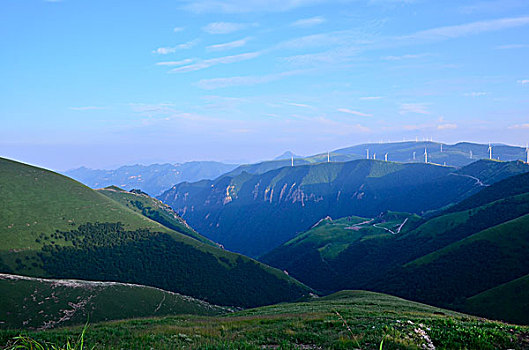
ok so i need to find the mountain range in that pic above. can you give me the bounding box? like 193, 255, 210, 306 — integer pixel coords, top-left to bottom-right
159, 158, 529, 257
64, 161, 238, 196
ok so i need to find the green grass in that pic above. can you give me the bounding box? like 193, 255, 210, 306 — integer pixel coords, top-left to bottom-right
0, 274, 228, 330
2, 290, 528, 349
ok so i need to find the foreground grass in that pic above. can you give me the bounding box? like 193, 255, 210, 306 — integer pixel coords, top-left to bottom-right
2, 291, 528, 349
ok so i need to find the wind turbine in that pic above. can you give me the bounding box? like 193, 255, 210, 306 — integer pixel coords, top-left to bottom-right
424, 148, 428, 163
366, 149, 370, 159
413, 151, 416, 161
469, 150, 473, 159
291, 156, 294, 167
327, 151, 330, 163
488, 143, 492, 160
385, 153, 388, 162
440, 144, 443, 152
373, 153, 376, 160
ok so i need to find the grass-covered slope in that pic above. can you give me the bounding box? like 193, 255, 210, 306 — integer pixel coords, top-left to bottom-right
261, 212, 421, 291
2, 290, 528, 349
377, 212, 529, 308
262, 171, 529, 323
0, 157, 310, 308
0, 273, 228, 330
463, 274, 529, 325
96, 186, 214, 245
160, 158, 529, 257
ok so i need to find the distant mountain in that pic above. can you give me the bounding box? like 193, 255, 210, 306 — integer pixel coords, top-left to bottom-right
261, 171, 529, 324
0, 157, 310, 308
223, 141, 527, 178
274, 151, 302, 160
0, 273, 228, 329
159, 158, 529, 257
64, 161, 238, 196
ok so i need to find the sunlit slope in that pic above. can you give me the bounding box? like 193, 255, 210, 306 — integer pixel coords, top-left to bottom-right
97, 186, 214, 245
0, 157, 310, 308
0, 157, 175, 250
0, 273, 228, 330
160, 158, 529, 257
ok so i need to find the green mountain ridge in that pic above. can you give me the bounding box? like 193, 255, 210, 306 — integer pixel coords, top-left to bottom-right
160, 158, 529, 257
96, 186, 214, 246
463, 274, 529, 325
0, 157, 310, 309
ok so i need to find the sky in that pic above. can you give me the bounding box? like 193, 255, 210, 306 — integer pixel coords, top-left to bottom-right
1, 0, 529, 170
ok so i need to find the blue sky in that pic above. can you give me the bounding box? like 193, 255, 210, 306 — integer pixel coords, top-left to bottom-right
1, 0, 529, 170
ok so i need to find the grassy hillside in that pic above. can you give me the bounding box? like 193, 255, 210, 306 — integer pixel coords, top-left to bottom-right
0, 273, 228, 330
463, 274, 529, 325
262, 212, 421, 291
64, 161, 238, 196
262, 172, 529, 323
160, 158, 529, 257
0, 157, 310, 308
96, 186, 214, 245
2, 290, 528, 349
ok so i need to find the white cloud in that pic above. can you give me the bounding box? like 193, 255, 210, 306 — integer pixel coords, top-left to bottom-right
509, 123, 529, 129
173, 27, 184, 33
459, 0, 529, 14
291, 16, 326, 27
382, 53, 430, 60
518, 79, 529, 85
156, 59, 194, 66
195, 70, 304, 89
69, 106, 105, 111
400, 16, 529, 42
153, 41, 197, 54
437, 123, 457, 130
399, 103, 430, 115
285, 102, 313, 108
183, 0, 325, 13
207, 38, 250, 51
337, 108, 373, 117
203, 22, 251, 34
495, 43, 529, 49
463, 92, 489, 97
360, 96, 383, 100
169, 51, 261, 73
